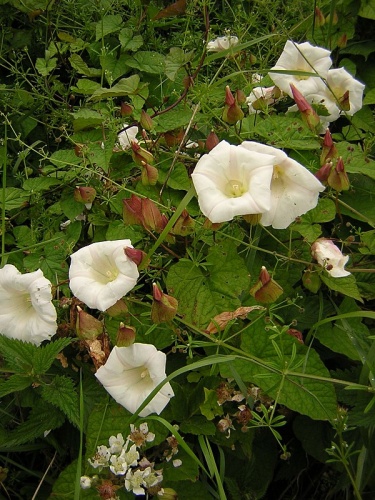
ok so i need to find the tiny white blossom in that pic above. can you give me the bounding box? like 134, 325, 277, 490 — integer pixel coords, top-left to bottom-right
124, 444, 140, 467
109, 449, 129, 476
125, 468, 146, 496
173, 459, 182, 468
142, 467, 163, 488
108, 433, 125, 454
207, 35, 239, 52
80, 476, 92, 489
88, 445, 111, 469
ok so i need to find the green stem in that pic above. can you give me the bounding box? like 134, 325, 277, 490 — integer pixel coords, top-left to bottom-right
1, 118, 7, 267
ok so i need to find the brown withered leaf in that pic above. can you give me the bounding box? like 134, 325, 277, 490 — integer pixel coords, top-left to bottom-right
205, 306, 265, 334
153, 0, 186, 19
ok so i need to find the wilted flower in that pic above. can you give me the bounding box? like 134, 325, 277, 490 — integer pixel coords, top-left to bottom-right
69, 240, 139, 312
76, 306, 103, 340
95, 343, 174, 417
239, 141, 325, 229
269, 40, 332, 97
0, 264, 57, 345
311, 238, 351, 277
246, 86, 281, 114
118, 124, 138, 150
207, 35, 239, 52
191, 140, 276, 223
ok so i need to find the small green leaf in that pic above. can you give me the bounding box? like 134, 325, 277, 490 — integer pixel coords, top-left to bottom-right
72, 109, 104, 132
154, 107, 193, 133
35, 56, 57, 76
71, 79, 102, 95
33, 338, 72, 374
119, 28, 143, 51
23, 177, 61, 192
165, 47, 194, 81
126, 51, 165, 74
200, 388, 224, 420
0, 374, 33, 397
320, 273, 363, 302
69, 54, 102, 77
0, 188, 29, 211
95, 14, 122, 41
88, 75, 140, 101
41, 375, 80, 427
180, 416, 216, 435
0, 335, 36, 372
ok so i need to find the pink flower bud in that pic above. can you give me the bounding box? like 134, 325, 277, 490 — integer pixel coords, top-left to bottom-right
315, 162, 333, 183
250, 266, 283, 304
151, 283, 178, 323
131, 141, 154, 165
120, 102, 134, 117
76, 306, 103, 340
140, 161, 158, 186
327, 157, 350, 191
320, 129, 338, 165
116, 322, 136, 346
140, 109, 153, 131
337, 33, 348, 49
206, 130, 220, 151
222, 86, 244, 124
290, 83, 320, 132
105, 299, 129, 317
74, 186, 96, 209
123, 194, 143, 225
124, 247, 149, 268
314, 7, 325, 27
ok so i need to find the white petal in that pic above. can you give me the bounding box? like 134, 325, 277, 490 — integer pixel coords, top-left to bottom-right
326, 68, 365, 116
118, 125, 138, 150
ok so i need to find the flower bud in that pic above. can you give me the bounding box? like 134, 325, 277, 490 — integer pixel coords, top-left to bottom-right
124, 246, 149, 268
164, 129, 184, 148
315, 162, 333, 183
206, 130, 220, 151
158, 488, 178, 500
203, 218, 222, 231
116, 322, 136, 346
320, 129, 338, 165
302, 269, 321, 293
105, 299, 128, 317
76, 306, 103, 340
141, 161, 159, 186
172, 209, 195, 236
74, 186, 96, 209
131, 141, 155, 165
235, 89, 247, 105
120, 102, 134, 117
151, 283, 178, 323
338, 90, 350, 112
140, 109, 153, 131
337, 33, 348, 49
326, 10, 338, 25
250, 266, 283, 304
314, 7, 325, 28
222, 86, 244, 124
286, 328, 304, 344
142, 198, 167, 233
290, 84, 320, 132
327, 157, 350, 191
123, 194, 143, 225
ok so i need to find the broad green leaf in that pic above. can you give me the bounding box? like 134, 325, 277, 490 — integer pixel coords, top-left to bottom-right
358, 2, 375, 20
154, 107, 193, 133
95, 14, 122, 41
167, 240, 250, 328
106, 220, 144, 244
69, 53, 102, 77
241, 115, 320, 150
13, 225, 35, 247
88, 75, 140, 101
359, 230, 375, 254
220, 321, 337, 420
72, 108, 104, 132
0, 335, 36, 372
126, 51, 165, 74
364, 88, 375, 105
336, 141, 375, 180
292, 221, 322, 242
70, 79, 102, 95
340, 175, 375, 225
100, 53, 129, 84
23, 177, 61, 192
35, 56, 57, 76
200, 388, 224, 420
301, 198, 336, 224
49, 149, 82, 168
60, 196, 85, 220
351, 106, 375, 133
158, 158, 191, 191
119, 28, 143, 51
165, 47, 195, 81
33, 338, 72, 374
0, 188, 29, 211
23, 236, 70, 283
320, 273, 363, 302
179, 416, 216, 436
41, 375, 80, 427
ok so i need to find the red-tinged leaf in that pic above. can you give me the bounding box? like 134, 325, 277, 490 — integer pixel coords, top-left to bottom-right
153, 0, 186, 19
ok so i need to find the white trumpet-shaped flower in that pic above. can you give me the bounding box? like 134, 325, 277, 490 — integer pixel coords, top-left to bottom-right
95, 343, 174, 417
239, 142, 325, 229
270, 40, 332, 97
0, 264, 57, 345
311, 238, 351, 277
191, 140, 276, 223
207, 35, 239, 52
69, 240, 139, 311
118, 124, 138, 150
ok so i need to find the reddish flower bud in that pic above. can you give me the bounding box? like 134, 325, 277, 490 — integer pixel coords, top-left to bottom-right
315, 162, 333, 183
314, 7, 325, 28
206, 130, 220, 151
140, 109, 153, 131
142, 198, 167, 233
151, 283, 178, 323
327, 157, 350, 191
74, 186, 96, 209
320, 129, 338, 165
131, 141, 154, 165
123, 194, 143, 225
172, 209, 195, 236
164, 129, 184, 148
290, 83, 320, 132
140, 161, 159, 186
338, 90, 350, 112
224, 85, 235, 106
203, 218, 222, 231
326, 10, 338, 25
120, 102, 134, 117
105, 299, 128, 316
74, 143, 84, 157
235, 89, 247, 105
250, 266, 283, 304
116, 322, 136, 347
124, 247, 149, 268
286, 328, 304, 344
76, 306, 103, 340
337, 33, 348, 49
222, 86, 244, 124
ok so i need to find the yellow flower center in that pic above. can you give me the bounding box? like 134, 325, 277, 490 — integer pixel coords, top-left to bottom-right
272, 165, 283, 180
225, 179, 245, 198
105, 269, 119, 282
140, 367, 150, 380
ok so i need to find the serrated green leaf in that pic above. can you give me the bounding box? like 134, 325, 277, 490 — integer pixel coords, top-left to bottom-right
95, 14, 122, 41
88, 75, 140, 101
41, 375, 80, 426
167, 240, 250, 328
0, 374, 34, 397
119, 28, 143, 51
0, 401, 65, 448
126, 51, 165, 74
33, 338, 72, 374
320, 273, 363, 302
220, 321, 337, 420
0, 335, 36, 372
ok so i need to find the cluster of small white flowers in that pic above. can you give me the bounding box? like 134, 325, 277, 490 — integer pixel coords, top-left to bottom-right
81, 424, 167, 497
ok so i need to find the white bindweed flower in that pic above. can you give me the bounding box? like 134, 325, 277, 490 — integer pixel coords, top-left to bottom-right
0, 265, 57, 345
95, 343, 174, 417
118, 124, 138, 150
69, 240, 139, 312
311, 238, 351, 277
270, 40, 332, 97
246, 86, 281, 114
207, 35, 239, 52
191, 140, 276, 223
239, 142, 325, 229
